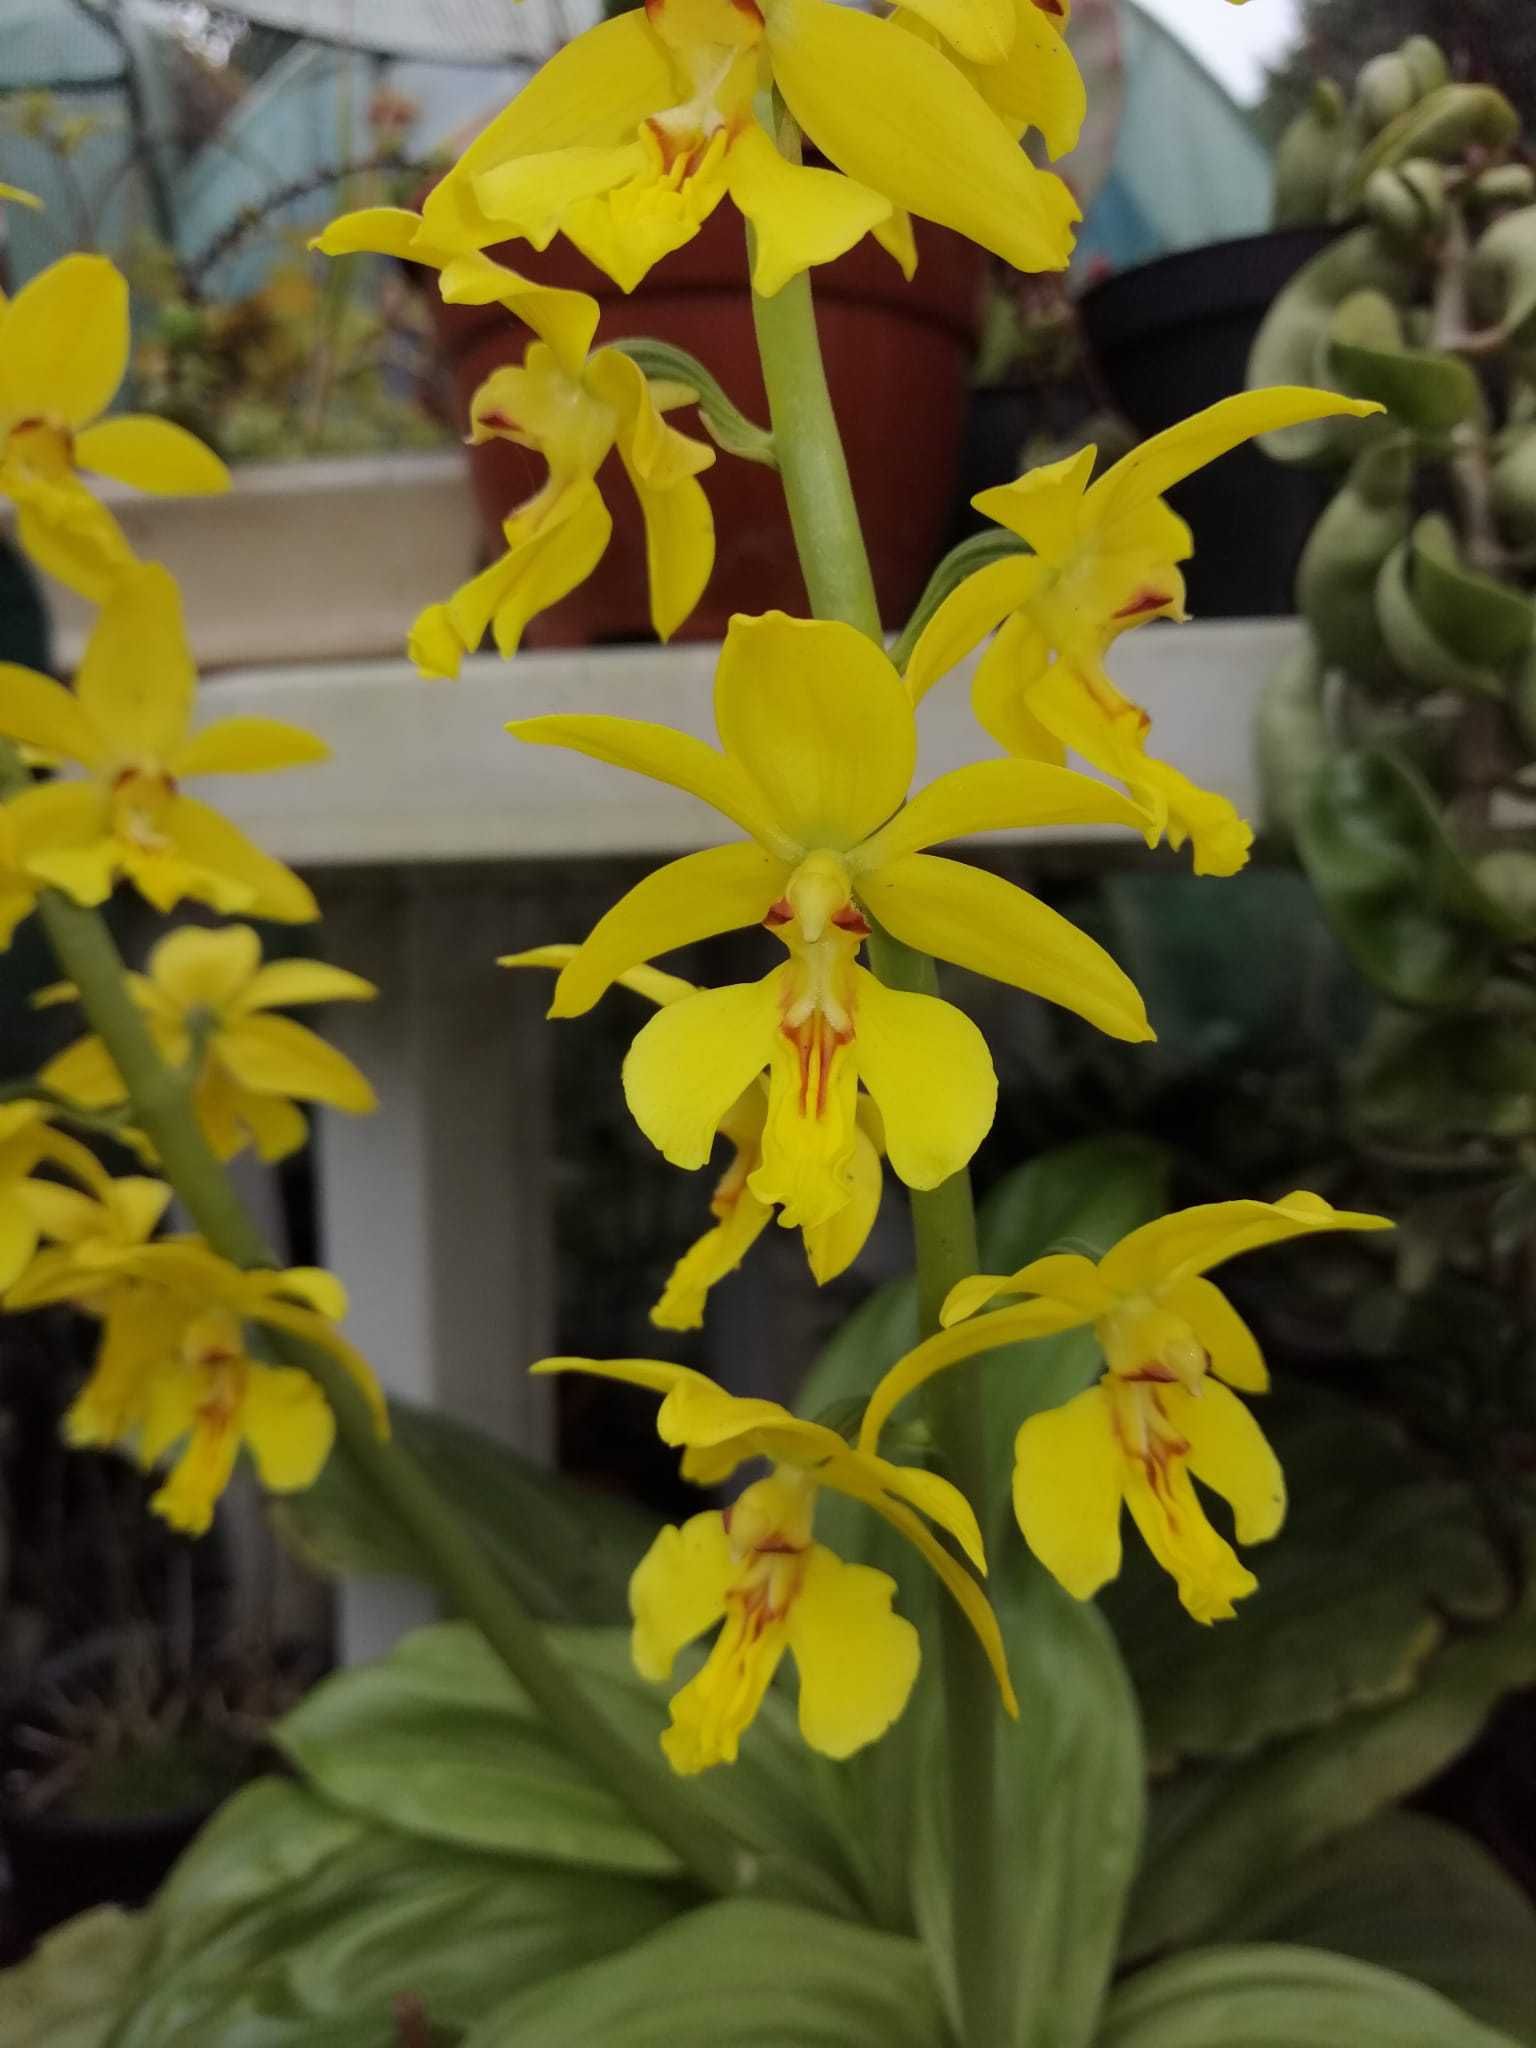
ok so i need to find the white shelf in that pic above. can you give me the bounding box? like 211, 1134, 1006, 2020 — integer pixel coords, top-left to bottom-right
200, 617, 1301, 868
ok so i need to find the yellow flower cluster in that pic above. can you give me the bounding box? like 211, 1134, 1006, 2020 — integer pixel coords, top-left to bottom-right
0, 253, 385, 1533
0, 0, 1388, 1784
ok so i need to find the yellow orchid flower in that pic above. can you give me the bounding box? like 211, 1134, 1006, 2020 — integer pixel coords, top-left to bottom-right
9, 1173, 172, 1311
0, 254, 229, 600
0, 1100, 106, 1291
416, 0, 1079, 299
511, 611, 1154, 1232
503, 944, 884, 1328
40, 924, 377, 1165
0, 560, 326, 920
895, 0, 1086, 163
13, 1240, 387, 1536
860, 1191, 1394, 1623
311, 205, 601, 377
534, 1356, 1016, 1771
906, 390, 1385, 878
409, 339, 716, 678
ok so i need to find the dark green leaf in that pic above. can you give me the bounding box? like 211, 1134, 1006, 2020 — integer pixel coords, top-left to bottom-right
1218, 1811, 1536, 2044
463, 1899, 947, 2048
1121, 1559, 1536, 1959
1355, 1011, 1536, 1142
1101, 1944, 1518, 2047
914, 1553, 1145, 2048
274, 1397, 658, 1625
1101, 1390, 1512, 1768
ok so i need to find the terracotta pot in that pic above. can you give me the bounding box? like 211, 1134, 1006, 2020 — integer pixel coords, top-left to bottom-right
429, 210, 987, 643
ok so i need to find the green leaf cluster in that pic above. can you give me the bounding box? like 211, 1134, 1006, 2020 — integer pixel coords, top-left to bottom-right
7, 1143, 1534, 2048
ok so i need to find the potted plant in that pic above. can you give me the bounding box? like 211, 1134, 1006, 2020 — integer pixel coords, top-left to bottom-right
2, 85, 478, 673
432, 208, 987, 645
1077, 33, 1519, 616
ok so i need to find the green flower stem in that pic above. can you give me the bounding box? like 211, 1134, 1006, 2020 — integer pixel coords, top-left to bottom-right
747, 176, 1012, 2039
748, 247, 881, 637
0, 742, 768, 1907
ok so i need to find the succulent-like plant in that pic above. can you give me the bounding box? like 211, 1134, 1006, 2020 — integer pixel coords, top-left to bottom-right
1255, 36, 1536, 1290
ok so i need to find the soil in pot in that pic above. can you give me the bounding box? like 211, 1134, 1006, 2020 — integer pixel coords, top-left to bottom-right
429, 209, 988, 645
1077, 228, 1339, 620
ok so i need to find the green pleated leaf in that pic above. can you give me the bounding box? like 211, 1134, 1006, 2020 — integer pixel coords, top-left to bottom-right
101, 1779, 676, 2048
1100, 1389, 1513, 1768
0, 1906, 150, 2048
1121, 1559, 1536, 1960
914, 1553, 1145, 2048
274, 1396, 658, 1625
273, 1623, 863, 1911
1100, 1944, 1519, 2047
1218, 1811, 1536, 2045
462, 1899, 947, 2048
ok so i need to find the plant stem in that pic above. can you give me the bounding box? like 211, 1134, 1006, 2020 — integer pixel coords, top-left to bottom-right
748, 197, 1012, 2041
748, 247, 881, 634
0, 742, 763, 1904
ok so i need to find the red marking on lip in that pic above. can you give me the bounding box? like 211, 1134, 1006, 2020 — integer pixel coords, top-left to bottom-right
1124, 1362, 1178, 1384
1032, 0, 1066, 14
476, 410, 516, 433
831, 905, 870, 937
1113, 586, 1175, 621
783, 1012, 851, 1120
763, 898, 793, 928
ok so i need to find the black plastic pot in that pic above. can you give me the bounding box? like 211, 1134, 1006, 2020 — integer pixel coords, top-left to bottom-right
0, 1635, 258, 1952
1, 1792, 215, 1950
1077, 227, 1339, 619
